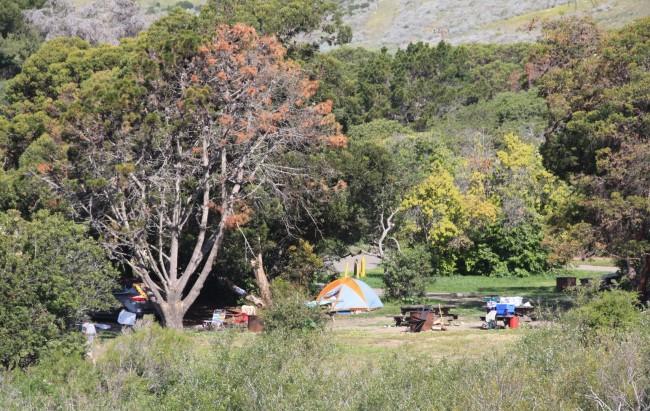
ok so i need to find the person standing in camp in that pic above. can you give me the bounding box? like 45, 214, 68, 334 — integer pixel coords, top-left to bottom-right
81, 321, 97, 346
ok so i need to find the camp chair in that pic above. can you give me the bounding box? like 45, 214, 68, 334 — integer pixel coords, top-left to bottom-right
484, 309, 497, 330
204, 309, 226, 330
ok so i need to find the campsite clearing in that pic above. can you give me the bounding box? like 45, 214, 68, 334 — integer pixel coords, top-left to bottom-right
363, 268, 608, 317
182, 312, 531, 367
330, 315, 527, 364
317, 268, 607, 364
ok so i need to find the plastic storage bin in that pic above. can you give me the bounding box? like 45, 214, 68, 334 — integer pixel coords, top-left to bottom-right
496, 304, 515, 316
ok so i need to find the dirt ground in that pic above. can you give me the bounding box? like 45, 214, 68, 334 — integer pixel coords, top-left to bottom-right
330, 313, 485, 332
328, 311, 541, 363
331, 314, 530, 365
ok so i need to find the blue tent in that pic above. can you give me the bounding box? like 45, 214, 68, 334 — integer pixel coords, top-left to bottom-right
317, 277, 383, 312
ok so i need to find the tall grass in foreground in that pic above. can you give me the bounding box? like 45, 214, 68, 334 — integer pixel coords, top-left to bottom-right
1, 306, 649, 410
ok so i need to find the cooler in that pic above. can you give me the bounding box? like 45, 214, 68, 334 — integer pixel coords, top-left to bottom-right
496, 304, 515, 316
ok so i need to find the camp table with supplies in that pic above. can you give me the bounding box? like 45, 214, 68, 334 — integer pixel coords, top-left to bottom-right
480, 297, 536, 328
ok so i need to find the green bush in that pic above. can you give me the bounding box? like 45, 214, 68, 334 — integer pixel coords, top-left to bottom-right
261, 279, 328, 332
383, 246, 433, 299
566, 289, 643, 336
460, 221, 550, 277
280, 239, 324, 289
0, 210, 118, 369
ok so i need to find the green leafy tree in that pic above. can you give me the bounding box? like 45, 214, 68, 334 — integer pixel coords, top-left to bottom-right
343, 138, 412, 257
201, 0, 351, 48
327, 120, 448, 258
442, 90, 548, 142
0, 210, 118, 369
383, 246, 433, 299
355, 48, 395, 122
310, 41, 533, 131
460, 134, 566, 276
391, 41, 471, 129
460, 221, 549, 277
0, 0, 45, 80
401, 163, 497, 247
538, 18, 650, 296
305, 48, 374, 130
395, 134, 563, 277
0, 134, 69, 215
262, 278, 327, 332
0, 36, 125, 168
281, 239, 324, 288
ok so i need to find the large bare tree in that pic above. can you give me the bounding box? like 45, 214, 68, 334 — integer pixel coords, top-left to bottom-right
61, 24, 344, 328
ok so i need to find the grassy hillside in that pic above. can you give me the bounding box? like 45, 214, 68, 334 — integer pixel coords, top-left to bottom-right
341, 0, 650, 48
73, 0, 206, 11
69, 0, 650, 47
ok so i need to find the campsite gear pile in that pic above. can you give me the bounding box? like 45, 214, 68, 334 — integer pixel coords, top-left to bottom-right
203, 306, 262, 331
481, 296, 534, 329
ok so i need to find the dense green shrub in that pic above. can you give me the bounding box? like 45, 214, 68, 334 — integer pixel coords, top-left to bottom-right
0, 0, 45, 81
460, 221, 550, 277
261, 279, 328, 332
383, 246, 433, 298
0, 210, 118, 369
447, 89, 548, 140
280, 239, 325, 289
567, 289, 643, 336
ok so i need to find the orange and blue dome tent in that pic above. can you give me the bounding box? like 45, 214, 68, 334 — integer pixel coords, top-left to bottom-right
316, 277, 383, 312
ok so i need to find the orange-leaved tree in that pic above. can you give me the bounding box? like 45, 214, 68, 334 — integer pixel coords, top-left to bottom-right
60, 24, 345, 328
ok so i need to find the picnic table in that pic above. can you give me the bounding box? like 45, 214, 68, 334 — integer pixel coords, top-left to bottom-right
399, 304, 457, 316
394, 305, 459, 328
514, 305, 535, 319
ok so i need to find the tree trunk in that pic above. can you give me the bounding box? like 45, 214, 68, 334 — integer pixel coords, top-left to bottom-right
252, 252, 272, 307
638, 254, 650, 302
378, 209, 399, 259
159, 297, 185, 329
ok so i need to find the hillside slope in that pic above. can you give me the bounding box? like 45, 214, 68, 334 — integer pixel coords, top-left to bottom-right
341, 0, 650, 48
69, 0, 650, 47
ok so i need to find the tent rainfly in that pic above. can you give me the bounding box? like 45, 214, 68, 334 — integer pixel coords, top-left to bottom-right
316, 277, 383, 312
